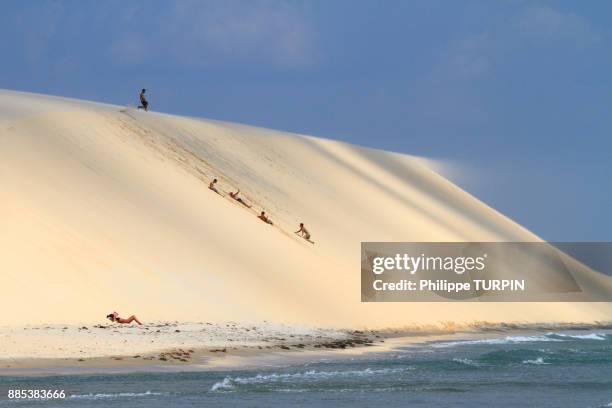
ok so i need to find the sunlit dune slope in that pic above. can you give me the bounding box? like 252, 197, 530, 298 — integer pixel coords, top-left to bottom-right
1, 90, 609, 326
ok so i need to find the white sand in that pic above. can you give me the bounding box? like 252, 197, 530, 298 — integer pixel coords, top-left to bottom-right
2, 322, 607, 372
0, 322, 353, 360
0, 89, 610, 332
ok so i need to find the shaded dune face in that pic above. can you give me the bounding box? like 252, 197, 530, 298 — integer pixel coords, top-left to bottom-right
0, 90, 610, 327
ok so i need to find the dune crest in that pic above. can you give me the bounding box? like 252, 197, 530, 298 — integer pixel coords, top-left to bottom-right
0, 90, 609, 327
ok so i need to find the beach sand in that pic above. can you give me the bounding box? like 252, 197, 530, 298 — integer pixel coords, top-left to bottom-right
0, 320, 392, 374
2, 321, 609, 375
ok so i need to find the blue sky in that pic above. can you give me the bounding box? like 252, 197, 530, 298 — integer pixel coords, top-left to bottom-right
1, 0, 610, 241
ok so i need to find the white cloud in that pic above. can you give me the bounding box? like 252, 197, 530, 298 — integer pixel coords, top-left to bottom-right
442, 33, 492, 79
109, 1, 318, 69
435, 3, 601, 81
109, 33, 149, 66
11, 1, 64, 64
517, 4, 602, 47
414, 3, 602, 128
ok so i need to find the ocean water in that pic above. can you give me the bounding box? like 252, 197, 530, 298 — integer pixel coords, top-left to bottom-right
1, 331, 611, 407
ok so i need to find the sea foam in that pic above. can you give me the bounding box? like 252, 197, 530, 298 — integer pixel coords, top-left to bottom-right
209, 367, 407, 392
433, 332, 608, 348
69, 390, 167, 400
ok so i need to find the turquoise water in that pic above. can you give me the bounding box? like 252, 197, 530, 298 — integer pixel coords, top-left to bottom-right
1, 331, 611, 407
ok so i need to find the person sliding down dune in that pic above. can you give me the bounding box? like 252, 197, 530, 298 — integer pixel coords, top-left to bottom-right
138, 88, 149, 111
106, 311, 142, 325
209, 178, 221, 194
258, 211, 273, 225
229, 189, 252, 208
295, 223, 314, 243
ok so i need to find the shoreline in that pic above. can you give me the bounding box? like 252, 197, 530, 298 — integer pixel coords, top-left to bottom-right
1, 321, 610, 376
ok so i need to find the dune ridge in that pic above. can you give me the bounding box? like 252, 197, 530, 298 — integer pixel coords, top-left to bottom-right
0, 89, 610, 327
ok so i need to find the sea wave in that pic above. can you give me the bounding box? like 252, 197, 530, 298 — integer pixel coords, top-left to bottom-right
522, 357, 549, 365
69, 390, 167, 400
433, 335, 560, 347
545, 332, 607, 341
433, 332, 609, 348
451, 357, 481, 367
209, 367, 407, 392
210, 377, 235, 392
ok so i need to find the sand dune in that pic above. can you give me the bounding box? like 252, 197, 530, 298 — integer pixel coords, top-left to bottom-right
0, 89, 610, 327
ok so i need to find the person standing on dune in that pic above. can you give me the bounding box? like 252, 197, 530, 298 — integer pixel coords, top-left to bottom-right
138, 88, 149, 111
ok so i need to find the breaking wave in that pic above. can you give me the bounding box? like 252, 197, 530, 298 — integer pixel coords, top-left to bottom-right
433, 332, 608, 348
522, 357, 549, 365
69, 390, 168, 400
210, 367, 407, 392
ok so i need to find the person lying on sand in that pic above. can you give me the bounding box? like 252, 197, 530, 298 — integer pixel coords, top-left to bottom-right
209, 178, 220, 194
106, 311, 142, 325
229, 189, 252, 208
258, 211, 273, 225
295, 223, 312, 240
